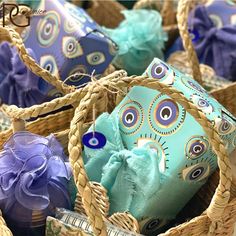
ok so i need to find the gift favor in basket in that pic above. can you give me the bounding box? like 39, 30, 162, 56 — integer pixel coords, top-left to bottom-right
0, 23, 127, 236
64, 1, 236, 236
1, 1, 236, 236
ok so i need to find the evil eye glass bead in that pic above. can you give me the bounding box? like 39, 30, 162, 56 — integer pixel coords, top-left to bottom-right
82, 132, 106, 149
188, 28, 200, 42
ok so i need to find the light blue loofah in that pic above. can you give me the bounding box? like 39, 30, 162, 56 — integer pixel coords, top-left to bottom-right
104, 9, 167, 75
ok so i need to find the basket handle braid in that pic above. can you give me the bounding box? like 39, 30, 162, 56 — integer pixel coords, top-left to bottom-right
133, 0, 175, 26
177, 0, 203, 85
69, 83, 108, 236
0, 71, 126, 120
69, 75, 231, 235
0, 26, 75, 95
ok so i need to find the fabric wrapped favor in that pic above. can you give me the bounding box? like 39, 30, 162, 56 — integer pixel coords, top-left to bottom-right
0, 132, 72, 229
104, 9, 167, 75
167, 51, 232, 90
166, 0, 236, 81
21, 0, 118, 98
0, 42, 49, 107
83, 58, 236, 234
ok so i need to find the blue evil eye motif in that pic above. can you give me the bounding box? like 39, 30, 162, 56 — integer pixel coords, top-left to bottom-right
139, 218, 168, 235
188, 28, 200, 42
68, 65, 87, 83
181, 162, 211, 182
214, 115, 236, 136
62, 37, 83, 59
149, 94, 186, 135
149, 62, 174, 85
181, 76, 207, 94
185, 136, 209, 160
191, 94, 214, 114
47, 88, 63, 98
86, 52, 106, 66
209, 14, 223, 29
119, 101, 143, 135
82, 132, 107, 149
37, 11, 60, 47
40, 55, 59, 76
214, 110, 236, 149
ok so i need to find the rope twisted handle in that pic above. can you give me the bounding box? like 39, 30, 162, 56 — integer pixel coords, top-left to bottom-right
69, 75, 232, 235
69, 84, 108, 236
177, 0, 203, 85
133, 0, 175, 26
0, 71, 127, 120
0, 26, 75, 95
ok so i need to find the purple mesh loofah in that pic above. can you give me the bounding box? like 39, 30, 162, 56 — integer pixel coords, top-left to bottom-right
0, 132, 72, 227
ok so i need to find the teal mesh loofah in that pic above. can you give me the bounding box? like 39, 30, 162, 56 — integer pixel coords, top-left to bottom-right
104, 9, 167, 75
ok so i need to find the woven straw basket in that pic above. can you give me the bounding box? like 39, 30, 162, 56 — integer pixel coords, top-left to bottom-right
58, 0, 236, 235
0, 0, 236, 236
0, 24, 129, 235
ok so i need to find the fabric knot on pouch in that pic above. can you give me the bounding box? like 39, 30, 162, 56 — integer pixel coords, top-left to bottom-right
167, 0, 236, 81
0, 42, 50, 107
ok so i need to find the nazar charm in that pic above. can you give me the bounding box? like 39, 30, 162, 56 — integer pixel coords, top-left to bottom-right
82, 58, 236, 235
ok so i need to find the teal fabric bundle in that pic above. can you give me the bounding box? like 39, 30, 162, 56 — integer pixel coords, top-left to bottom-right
104, 10, 167, 75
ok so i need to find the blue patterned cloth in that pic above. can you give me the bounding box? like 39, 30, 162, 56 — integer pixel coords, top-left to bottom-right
166, 0, 236, 81
20, 0, 117, 98
0, 42, 49, 107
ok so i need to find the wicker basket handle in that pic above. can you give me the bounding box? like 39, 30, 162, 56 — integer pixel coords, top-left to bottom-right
0, 26, 75, 95
177, 0, 203, 85
69, 75, 232, 235
0, 71, 126, 121
133, 0, 176, 26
